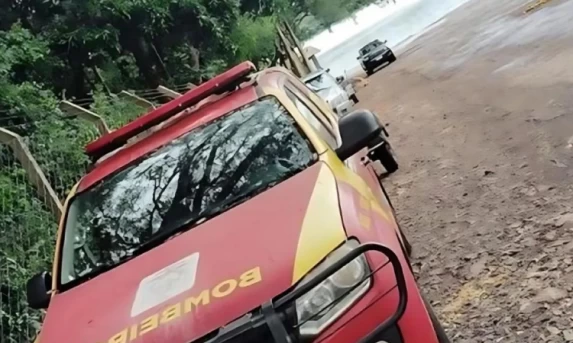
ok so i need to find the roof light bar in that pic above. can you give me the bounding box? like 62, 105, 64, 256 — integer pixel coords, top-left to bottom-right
85, 61, 256, 160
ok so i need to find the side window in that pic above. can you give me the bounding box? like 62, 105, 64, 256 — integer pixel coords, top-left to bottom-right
287, 80, 338, 129
286, 89, 338, 149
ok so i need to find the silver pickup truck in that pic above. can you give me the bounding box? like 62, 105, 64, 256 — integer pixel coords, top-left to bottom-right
302, 69, 358, 117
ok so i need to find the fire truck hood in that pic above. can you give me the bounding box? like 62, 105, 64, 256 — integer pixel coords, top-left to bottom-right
38, 162, 347, 343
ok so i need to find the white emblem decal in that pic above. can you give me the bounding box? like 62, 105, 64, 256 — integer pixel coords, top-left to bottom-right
131, 252, 200, 317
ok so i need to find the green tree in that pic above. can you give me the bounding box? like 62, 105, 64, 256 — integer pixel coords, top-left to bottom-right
231, 14, 278, 67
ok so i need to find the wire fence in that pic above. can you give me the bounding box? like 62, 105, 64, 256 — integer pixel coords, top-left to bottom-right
63, 83, 193, 110
0, 145, 57, 343
0, 88, 155, 342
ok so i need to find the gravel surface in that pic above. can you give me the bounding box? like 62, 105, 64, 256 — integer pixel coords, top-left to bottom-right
357, 0, 573, 341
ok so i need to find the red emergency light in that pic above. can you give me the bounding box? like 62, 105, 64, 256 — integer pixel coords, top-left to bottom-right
85, 61, 256, 161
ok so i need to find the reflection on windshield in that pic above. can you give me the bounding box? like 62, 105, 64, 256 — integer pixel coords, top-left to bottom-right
306, 73, 337, 92
61, 97, 316, 285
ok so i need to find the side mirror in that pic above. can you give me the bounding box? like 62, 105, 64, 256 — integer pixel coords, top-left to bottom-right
383, 40, 388, 44
335, 109, 382, 160
27, 271, 52, 309
326, 68, 331, 73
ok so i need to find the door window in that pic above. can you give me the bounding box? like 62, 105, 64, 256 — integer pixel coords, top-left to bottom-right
285, 88, 338, 149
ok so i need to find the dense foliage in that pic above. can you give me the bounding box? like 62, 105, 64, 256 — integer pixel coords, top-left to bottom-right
0, 0, 382, 341
1, 0, 380, 98
0, 24, 147, 343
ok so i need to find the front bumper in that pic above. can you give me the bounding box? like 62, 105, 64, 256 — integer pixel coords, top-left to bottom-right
365, 51, 393, 66
207, 243, 408, 343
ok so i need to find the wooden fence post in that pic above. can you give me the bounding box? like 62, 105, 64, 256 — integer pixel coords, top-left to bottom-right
118, 91, 156, 110
284, 20, 315, 73
157, 86, 182, 99
59, 101, 111, 135
276, 24, 307, 78
0, 127, 63, 221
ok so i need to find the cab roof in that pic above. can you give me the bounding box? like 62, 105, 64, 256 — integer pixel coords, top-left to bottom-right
78, 63, 294, 193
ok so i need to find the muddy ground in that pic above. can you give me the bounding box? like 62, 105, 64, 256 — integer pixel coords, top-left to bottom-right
357, 0, 573, 341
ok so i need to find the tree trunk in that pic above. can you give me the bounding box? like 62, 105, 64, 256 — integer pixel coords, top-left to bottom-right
150, 42, 171, 80
119, 25, 162, 88
67, 47, 88, 99
92, 65, 112, 95
189, 46, 200, 71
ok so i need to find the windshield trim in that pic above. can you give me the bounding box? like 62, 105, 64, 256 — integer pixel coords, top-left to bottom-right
56, 95, 318, 292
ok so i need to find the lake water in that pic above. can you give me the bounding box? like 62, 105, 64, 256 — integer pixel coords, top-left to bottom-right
309, 0, 470, 78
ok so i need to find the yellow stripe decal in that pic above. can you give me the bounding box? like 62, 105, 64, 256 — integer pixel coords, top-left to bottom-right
292, 164, 346, 284
320, 150, 393, 222
358, 213, 372, 230
359, 196, 370, 211
371, 202, 391, 221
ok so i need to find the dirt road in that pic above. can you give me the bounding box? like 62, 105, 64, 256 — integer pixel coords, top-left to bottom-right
358, 0, 573, 341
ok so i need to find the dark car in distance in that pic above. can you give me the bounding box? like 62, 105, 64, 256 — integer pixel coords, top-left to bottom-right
357, 39, 397, 76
